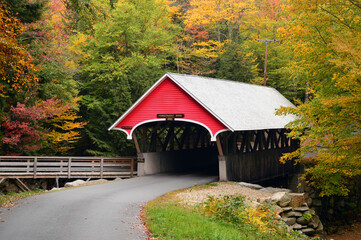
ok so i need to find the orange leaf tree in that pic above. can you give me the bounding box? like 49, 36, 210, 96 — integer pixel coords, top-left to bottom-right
0, 3, 38, 94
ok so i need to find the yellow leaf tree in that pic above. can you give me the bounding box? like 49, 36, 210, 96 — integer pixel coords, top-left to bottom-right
278, 0, 361, 196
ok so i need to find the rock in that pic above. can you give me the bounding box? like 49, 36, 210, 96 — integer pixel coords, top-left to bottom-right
316, 221, 324, 232
301, 228, 315, 236
283, 211, 303, 218
238, 182, 263, 190
64, 179, 85, 188
88, 179, 107, 184
50, 187, 61, 191
284, 217, 296, 226
308, 215, 320, 229
260, 187, 291, 194
306, 197, 313, 207
292, 223, 303, 230
297, 216, 310, 225
270, 205, 283, 214
305, 209, 315, 216
289, 193, 306, 207
271, 192, 291, 207
282, 207, 293, 212
257, 197, 271, 203
293, 206, 309, 212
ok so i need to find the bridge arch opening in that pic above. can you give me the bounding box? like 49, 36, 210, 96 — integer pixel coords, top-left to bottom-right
132, 120, 220, 176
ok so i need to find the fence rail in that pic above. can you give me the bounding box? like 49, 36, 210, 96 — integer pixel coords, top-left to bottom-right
0, 156, 137, 179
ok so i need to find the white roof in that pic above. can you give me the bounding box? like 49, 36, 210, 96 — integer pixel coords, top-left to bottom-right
167, 73, 296, 131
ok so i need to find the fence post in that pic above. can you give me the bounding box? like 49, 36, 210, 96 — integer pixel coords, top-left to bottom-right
33, 157, 37, 178
68, 158, 72, 178
100, 158, 104, 179
130, 158, 134, 177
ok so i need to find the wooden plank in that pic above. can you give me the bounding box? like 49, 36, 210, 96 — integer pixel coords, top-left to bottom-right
216, 135, 224, 156
132, 132, 140, 153
245, 132, 251, 152
0, 168, 34, 172
0, 178, 5, 184
33, 157, 37, 178
68, 158, 72, 178
0, 162, 32, 166
16, 178, 31, 192
100, 158, 104, 179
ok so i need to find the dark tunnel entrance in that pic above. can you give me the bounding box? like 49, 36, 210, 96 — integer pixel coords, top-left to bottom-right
133, 121, 219, 176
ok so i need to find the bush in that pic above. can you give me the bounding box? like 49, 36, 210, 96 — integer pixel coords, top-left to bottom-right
200, 195, 307, 240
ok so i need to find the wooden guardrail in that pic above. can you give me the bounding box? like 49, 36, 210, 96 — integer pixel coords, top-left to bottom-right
0, 156, 137, 179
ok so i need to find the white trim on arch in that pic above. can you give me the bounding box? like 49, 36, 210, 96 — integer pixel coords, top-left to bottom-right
113, 118, 229, 141
214, 129, 231, 140
111, 128, 131, 139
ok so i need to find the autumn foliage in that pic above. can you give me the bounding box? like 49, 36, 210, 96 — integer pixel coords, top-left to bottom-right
1, 98, 85, 155
0, 3, 38, 93
0, 0, 360, 196
277, 0, 361, 196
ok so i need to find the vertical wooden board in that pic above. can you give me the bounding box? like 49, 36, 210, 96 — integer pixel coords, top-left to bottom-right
68, 158, 72, 178
100, 158, 104, 179
216, 135, 224, 156
33, 157, 37, 178
132, 132, 141, 153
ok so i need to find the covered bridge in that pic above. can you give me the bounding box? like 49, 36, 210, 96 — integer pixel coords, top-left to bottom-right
109, 73, 299, 183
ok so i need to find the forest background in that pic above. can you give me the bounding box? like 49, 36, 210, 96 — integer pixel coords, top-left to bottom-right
0, 0, 360, 197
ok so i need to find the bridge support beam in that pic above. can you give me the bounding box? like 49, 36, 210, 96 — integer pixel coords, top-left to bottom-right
136, 153, 145, 177
218, 156, 228, 181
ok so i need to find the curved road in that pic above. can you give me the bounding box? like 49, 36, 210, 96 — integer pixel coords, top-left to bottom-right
0, 174, 216, 240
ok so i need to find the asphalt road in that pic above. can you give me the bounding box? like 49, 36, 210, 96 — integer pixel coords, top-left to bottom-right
0, 174, 217, 240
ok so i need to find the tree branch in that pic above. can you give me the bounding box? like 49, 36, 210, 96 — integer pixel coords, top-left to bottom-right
347, 0, 361, 10
319, 7, 354, 30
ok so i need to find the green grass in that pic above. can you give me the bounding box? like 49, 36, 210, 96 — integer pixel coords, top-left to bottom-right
143, 192, 306, 240
0, 189, 45, 206
143, 182, 310, 240
144, 200, 255, 240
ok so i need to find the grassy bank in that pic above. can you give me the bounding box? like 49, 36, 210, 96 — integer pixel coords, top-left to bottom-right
0, 189, 45, 207
143, 184, 307, 240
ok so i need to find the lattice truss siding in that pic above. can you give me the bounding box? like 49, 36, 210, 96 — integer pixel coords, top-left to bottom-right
134, 120, 298, 154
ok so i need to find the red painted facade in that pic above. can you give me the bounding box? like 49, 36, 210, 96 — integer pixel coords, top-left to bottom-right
114, 76, 227, 140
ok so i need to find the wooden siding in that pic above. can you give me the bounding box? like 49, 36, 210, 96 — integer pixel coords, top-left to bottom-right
218, 129, 300, 182
114, 77, 227, 139
225, 148, 300, 182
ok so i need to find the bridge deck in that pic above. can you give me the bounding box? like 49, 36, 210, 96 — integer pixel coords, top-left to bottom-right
0, 156, 137, 179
